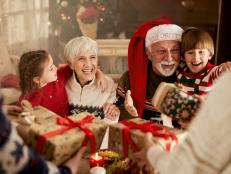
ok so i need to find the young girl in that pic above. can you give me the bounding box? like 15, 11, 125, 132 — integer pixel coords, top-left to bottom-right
177, 27, 231, 95
19, 50, 106, 117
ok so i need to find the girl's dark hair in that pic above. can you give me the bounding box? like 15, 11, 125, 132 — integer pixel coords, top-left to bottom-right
19, 50, 49, 96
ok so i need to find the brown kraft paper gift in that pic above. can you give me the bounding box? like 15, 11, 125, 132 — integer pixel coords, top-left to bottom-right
108, 118, 187, 158
17, 110, 108, 165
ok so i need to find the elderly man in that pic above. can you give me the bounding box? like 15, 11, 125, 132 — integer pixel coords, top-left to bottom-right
116, 19, 183, 120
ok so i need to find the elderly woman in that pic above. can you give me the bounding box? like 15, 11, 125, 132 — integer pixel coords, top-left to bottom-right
64, 36, 120, 121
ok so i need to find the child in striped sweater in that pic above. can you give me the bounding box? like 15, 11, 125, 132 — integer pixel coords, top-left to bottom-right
176, 27, 231, 95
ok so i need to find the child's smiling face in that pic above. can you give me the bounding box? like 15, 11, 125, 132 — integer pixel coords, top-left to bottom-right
184, 48, 212, 73
39, 55, 57, 86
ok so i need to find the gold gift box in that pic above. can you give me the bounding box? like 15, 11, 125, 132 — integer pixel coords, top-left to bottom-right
17, 106, 108, 165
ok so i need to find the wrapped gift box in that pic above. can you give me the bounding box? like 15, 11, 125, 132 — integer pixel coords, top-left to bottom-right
17, 107, 108, 165
152, 82, 200, 124
108, 118, 187, 158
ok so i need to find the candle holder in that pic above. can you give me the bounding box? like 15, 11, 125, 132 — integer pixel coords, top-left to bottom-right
90, 166, 106, 174
89, 152, 105, 167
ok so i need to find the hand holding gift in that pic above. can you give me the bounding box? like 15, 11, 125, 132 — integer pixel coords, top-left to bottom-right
134, 133, 162, 173
63, 146, 87, 174
152, 82, 201, 128
220, 61, 231, 72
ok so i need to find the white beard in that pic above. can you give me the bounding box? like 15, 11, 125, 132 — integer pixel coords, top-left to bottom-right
155, 60, 179, 77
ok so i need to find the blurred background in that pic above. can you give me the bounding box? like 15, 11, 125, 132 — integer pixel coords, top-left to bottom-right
0, 0, 230, 72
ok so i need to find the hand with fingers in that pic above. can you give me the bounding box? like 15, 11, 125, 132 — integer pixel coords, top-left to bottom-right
3, 104, 22, 115
20, 99, 33, 112
134, 133, 154, 168
103, 103, 120, 122
221, 61, 231, 72
125, 90, 138, 117
96, 68, 108, 93
63, 146, 87, 174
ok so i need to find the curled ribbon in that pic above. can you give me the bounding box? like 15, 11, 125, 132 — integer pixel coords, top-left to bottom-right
36, 115, 96, 154
121, 120, 178, 157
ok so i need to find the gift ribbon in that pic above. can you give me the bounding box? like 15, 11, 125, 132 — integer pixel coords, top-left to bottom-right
36, 115, 96, 154
121, 120, 178, 157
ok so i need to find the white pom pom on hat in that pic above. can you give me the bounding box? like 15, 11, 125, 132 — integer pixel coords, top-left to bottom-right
145, 24, 184, 47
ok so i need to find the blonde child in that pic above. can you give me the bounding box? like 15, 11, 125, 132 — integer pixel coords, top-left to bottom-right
19, 50, 106, 117
177, 27, 231, 95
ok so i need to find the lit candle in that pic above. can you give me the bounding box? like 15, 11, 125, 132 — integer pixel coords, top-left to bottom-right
89, 152, 105, 167
90, 166, 106, 174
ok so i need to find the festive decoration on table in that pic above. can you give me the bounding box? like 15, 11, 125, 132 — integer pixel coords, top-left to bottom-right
97, 149, 154, 174
89, 152, 105, 167
90, 166, 106, 174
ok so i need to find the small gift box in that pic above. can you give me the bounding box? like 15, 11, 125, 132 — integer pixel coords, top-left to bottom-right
152, 82, 200, 124
108, 118, 186, 158
17, 108, 108, 165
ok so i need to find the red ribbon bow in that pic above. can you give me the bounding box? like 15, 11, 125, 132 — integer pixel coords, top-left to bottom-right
121, 120, 178, 157
36, 115, 96, 154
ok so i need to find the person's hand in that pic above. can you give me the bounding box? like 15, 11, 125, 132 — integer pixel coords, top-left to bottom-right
21, 99, 33, 112
103, 103, 120, 121
221, 61, 231, 72
3, 104, 22, 115
178, 120, 191, 129
134, 133, 154, 166
95, 68, 108, 92
134, 133, 164, 173
0, 74, 20, 90
63, 146, 87, 174
125, 90, 138, 117
194, 94, 206, 103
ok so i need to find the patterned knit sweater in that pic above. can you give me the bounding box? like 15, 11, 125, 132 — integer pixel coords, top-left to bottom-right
176, 61, 222, 95
65, 72, 116, 117
147, 71, 231, 174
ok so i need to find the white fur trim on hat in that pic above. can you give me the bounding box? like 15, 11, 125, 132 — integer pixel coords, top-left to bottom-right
145, 24, 183, 47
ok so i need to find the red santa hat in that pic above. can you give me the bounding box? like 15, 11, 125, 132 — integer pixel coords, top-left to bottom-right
128, 19, 183, 117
